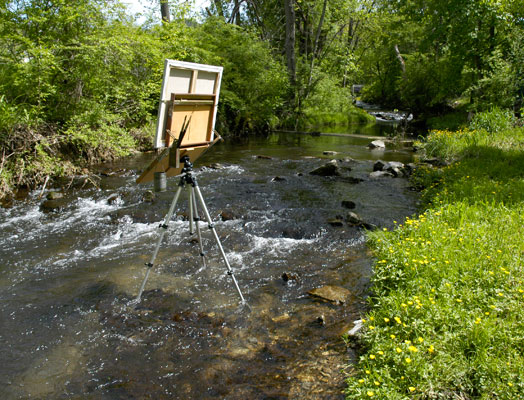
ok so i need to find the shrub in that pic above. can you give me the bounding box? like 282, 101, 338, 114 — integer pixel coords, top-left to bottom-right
469, 108, 515, 134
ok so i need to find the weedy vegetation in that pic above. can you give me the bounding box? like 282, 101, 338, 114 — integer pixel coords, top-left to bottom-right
345, 111, 524, 399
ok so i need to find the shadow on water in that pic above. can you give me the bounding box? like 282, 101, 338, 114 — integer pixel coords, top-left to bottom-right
0, 130, 418, 399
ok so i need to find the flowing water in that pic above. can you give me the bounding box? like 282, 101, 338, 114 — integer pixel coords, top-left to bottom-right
0, 129, 418, 399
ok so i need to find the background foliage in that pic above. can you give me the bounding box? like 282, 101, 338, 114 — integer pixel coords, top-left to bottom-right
1, 0, 523, 199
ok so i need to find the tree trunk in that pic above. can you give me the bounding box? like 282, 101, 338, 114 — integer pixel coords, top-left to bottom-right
307, 0, 328, 88
283, 0, 296, 86
394, 44, 406, 77
160, 0, 170, 22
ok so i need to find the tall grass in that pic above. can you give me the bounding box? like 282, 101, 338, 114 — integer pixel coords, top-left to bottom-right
345, 124, 524, 399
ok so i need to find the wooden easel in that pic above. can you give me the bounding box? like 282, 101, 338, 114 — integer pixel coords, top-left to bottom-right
136, 61, 223, 184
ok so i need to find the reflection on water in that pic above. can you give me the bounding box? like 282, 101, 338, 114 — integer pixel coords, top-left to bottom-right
0, 131, 418, 399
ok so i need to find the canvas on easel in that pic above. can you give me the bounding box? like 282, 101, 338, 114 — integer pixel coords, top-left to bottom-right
136, 60, 223, 184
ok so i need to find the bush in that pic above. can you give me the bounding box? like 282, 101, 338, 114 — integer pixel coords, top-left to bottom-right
469, 108, 516, 134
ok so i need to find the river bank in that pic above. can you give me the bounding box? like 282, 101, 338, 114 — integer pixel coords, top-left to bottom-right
345, 126, 524, 398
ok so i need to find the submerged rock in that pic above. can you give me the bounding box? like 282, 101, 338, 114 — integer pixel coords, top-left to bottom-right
323, 151, 338, 156
107, 193, 121, 205
340, 176, 363, 184
272, 313, 291, 323
308, 285, 351, 304
220, 209, 238, 221
46, 191, 64, 200
282, 272, 299, 283
40, 198, 69, 213
341, 200, 356, 209
257, 155, 273, 160
142, 190, 155, 203
309, 161, 340, 177
204, 163, 224, 170
327, 218, 344, 227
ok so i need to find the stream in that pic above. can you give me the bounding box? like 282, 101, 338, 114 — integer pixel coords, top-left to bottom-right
0, 128, 418, 399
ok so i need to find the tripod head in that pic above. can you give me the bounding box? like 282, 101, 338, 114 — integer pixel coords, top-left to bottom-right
181, 155, 193, 173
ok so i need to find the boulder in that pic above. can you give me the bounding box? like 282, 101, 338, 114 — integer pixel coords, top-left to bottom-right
346, 212, 378, 230
387, 166, 403, 177
323, 151, 338, 156
387, 161, 404, 169
373, 160, 387, 171
272, 176, 286, 182
341, 200, 356, 209
346, 211, 364, 226
309, 161, 340, 177
370, 170, 394, 178
308, 285, 352, 304
256, 155, 272, 160
367, 140, 386, 149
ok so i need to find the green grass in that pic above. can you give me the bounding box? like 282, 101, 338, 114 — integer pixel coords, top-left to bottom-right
426, 111, 469, 131
299, 105, 375, 129
345, 126, 524, 399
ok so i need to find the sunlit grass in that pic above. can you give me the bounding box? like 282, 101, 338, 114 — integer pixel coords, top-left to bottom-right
346, 127, 524, 399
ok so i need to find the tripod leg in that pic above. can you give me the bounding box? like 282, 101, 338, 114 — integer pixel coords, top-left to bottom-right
194, 186, 246, 303
190, 187, 207, 269
136, 184, 184, 302
188, 186, 194, 235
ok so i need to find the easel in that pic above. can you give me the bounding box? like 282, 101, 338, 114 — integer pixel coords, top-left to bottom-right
134, 60, 246, 304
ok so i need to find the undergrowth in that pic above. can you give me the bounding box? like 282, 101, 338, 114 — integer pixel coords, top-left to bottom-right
345, 123, 524, 399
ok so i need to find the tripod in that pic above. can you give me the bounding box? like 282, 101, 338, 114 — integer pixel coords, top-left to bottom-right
135, 155, 246, 304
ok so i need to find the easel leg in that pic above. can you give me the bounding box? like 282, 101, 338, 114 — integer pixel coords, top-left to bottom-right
188, 186, 194, 235
193, 186, 246, 303
136, 184, 184, 302
191, 187, 207, 269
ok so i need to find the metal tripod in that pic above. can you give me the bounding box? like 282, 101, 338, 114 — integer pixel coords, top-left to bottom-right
135, 156, 246, 304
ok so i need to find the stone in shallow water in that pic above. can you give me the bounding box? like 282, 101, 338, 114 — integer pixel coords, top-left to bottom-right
308, 285, 351, 304
341, 200, 356, 209
40, 198, 70, 213
373, 160, 387, 171
309, 161, 340, 177
282, 272, 299, 282
46, 191, 64, 200
368, 140, 386, 149
327, 218, 344, 227
370, 170, 394, 178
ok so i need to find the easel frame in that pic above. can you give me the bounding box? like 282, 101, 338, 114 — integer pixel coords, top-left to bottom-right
154, 60, 223, 149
